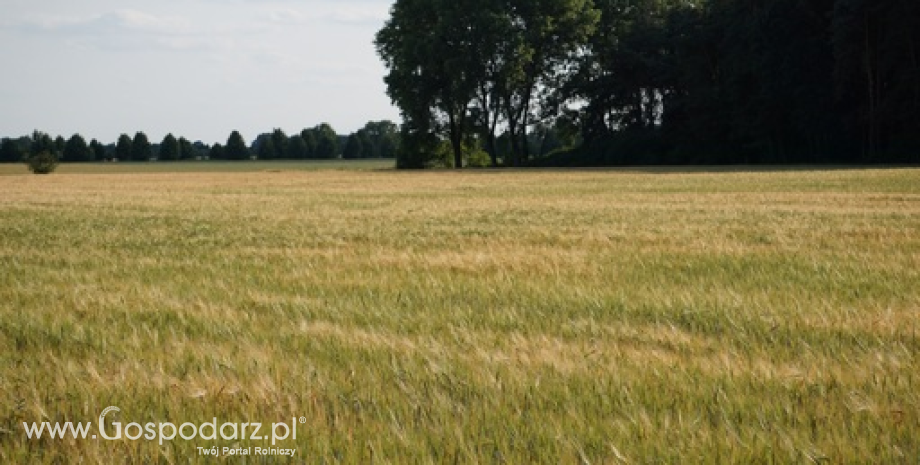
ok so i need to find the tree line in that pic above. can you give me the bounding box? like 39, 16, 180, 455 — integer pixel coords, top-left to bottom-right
376, 0, 919, 168
0, 121, 399, 164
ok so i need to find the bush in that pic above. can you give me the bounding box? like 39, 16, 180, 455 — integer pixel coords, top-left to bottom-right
465, 146, 492, 168
396, 130, 442, 169
26, 151, 59, 174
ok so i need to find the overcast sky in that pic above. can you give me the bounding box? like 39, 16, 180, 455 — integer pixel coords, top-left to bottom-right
0, 0, 400, 145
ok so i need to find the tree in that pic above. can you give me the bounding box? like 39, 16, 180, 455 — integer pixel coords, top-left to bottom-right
54, 136, 66, 155
362, 121, 400, 158
225, 131, 250, 160
26, 131, 58, 174
115, 134, 132, 161
501, 0, 599, 165
0, 138, 23, 163
159, 134, 180, 161
271, 128, 289, 159
286, 135, 308, 159
31, 131, 56, 156
362, 120, 400, 159
343, 134, 364, 159
300, 129, 317, 158
312, 123, 339, 158
178, 137, 195, 160
379, 134, 398, 159
833, 0, 920, 161
377, 0, 599, 168
356, 130, 374, 158
256, 136, 276, 160
395, 122, 441, 169
560, 0, 877, 165
131, 132, 151, 161
63, 134, 92, 162
89, 139, 107, 161
376, 0, 483, 168
209, 143, 226, 160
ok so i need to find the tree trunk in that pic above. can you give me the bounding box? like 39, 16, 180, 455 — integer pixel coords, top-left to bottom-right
478, 81, 500, 167
519, 85, 534, 163
448, 111, 464, 169
864, 10, 879, 160
486, 133, 498, 167
504, 97, 521, 167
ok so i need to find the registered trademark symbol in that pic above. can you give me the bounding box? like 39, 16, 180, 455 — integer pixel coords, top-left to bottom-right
299, 417, 307, 424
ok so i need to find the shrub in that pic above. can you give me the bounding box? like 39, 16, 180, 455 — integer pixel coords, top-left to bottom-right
465, 146, 492, 168
26, 151, 59, 174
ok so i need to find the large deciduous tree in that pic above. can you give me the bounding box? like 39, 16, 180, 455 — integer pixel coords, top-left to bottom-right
377, 0, 598, 168
376, 0, 482, 168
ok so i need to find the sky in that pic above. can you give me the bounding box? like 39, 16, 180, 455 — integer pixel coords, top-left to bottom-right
0, 0, 400, 145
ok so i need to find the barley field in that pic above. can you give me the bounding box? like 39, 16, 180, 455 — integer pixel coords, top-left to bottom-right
1, 164, 918, 463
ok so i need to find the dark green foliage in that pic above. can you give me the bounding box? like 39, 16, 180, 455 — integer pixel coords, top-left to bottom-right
378, 0, 918, 167
377, 0, 477, 168
115, 134, 132, 161
63, 134, 92, 162
53, 136, 66, 155
395, 123, 441, 169
312, 124, 339, 159
225, 131, 250, 160
286, 135, 308, 159
178, 137, 195, 160
362, 121, 399, 158
300, 129, 317, 158
377, 0, 599, 169
256, 136, 275, 160
30, 131, 56, 156
271, 129, 288, 159
356, 130, 374, 158
343, 134, 364, 159
832, 0, 920, 161
209, 143, 225, 160
131, 132, 151, 161
562, 0, 920, 165
89, 139, 107, 161
159, 134, 179, 161
26, 151, 58, 174
0, 138, 23, 163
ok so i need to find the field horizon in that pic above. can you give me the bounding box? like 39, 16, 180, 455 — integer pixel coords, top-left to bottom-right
1, 164, 917, 462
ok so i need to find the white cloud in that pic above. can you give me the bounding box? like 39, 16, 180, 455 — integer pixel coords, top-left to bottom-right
14, 9, 191, 37
263, 3, 389, 26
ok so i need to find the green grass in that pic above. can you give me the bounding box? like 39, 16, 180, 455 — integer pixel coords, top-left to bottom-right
0, 166, 918, 463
